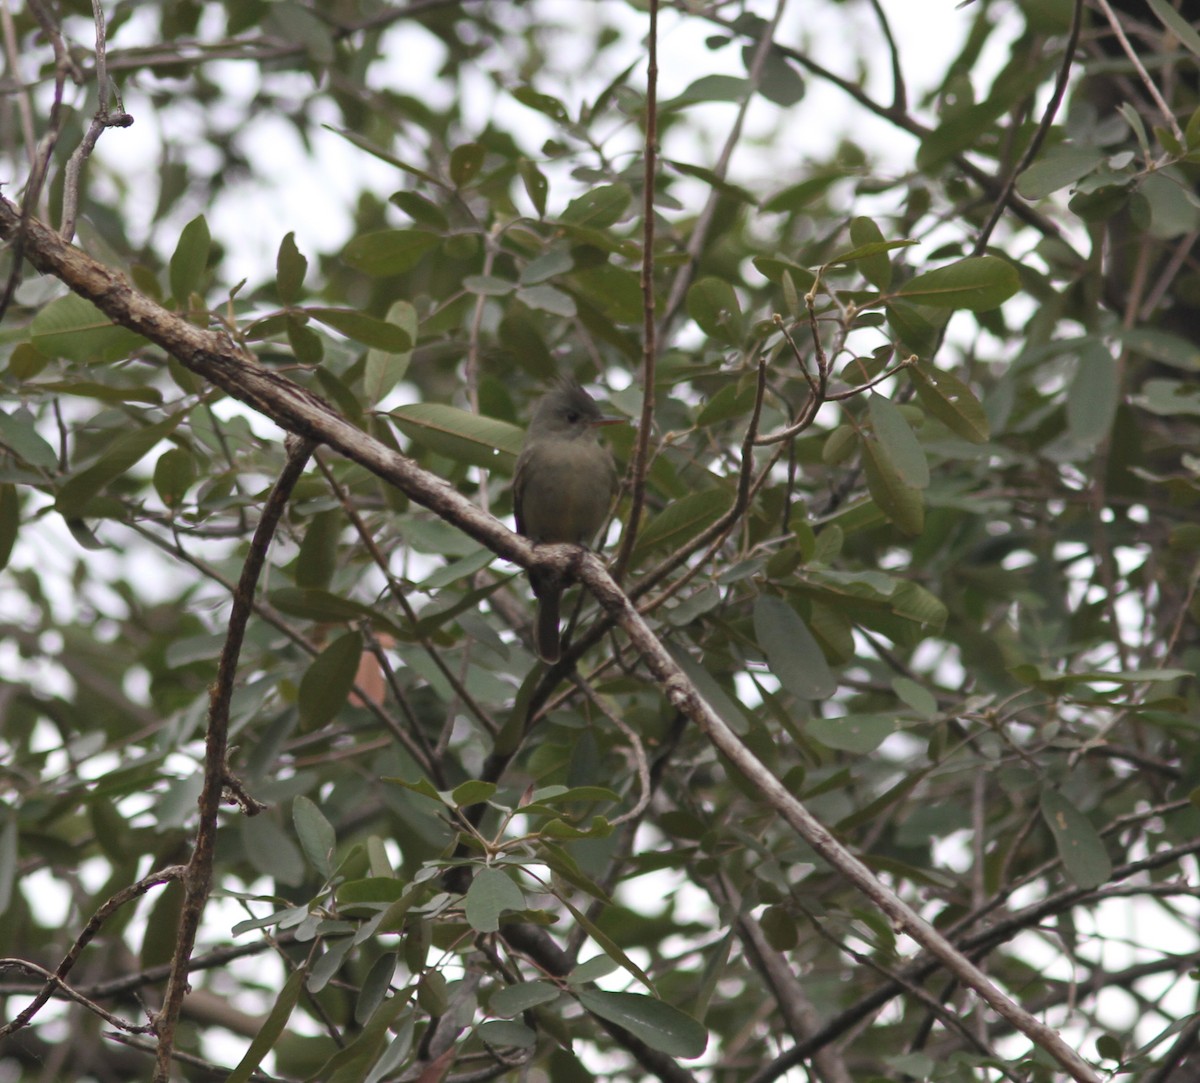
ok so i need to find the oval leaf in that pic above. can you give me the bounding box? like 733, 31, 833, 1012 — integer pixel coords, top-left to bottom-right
633, 488, 727, 556
298, 631, 364, 731
465, 867, 525, 933
276, 231, 308, 304
1067, 341, 1119, 449
896, 255, 1019, 311
861, 435, 925, 535
753, 595, 837, 700
306, 306, 413, 351
293, 794, 337, 878
577, 989, 708, 1059
391, 402, 523, 467
169, 213, 211, 301
686, 276, 743, 344
868, 393, 929, 489
225, 967, 305, 1083
343, 229, 439, 276
1040, 788, 1112, 889
909, 363, 989, 443
30, 293, 148, 365
490, 981, 560, 1017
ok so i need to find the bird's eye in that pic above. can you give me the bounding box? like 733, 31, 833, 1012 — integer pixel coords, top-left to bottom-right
566, 410, 580, 423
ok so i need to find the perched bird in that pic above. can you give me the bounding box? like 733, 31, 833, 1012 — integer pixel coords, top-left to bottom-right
513, 382, 620, 662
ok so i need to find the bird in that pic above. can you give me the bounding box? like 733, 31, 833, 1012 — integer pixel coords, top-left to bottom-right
513, 381, 619, 662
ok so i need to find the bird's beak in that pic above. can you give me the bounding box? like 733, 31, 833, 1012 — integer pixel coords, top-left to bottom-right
591, 415, 625, 428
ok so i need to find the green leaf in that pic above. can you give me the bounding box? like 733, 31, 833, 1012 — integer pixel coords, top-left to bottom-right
490, 981, 560, 1017
296, 509, 342, 589
517, 159, 549, 216
753, 595, 837, 700
337, 878, 409, 905
0, 409, 57, 470
0, 485, 17, 573
1137, 378, 1200, 416
225, 966, 306, 1083
1017, 145, 1103, 200
1121, 327, 1200, 371
7, 341, 48, 379
270, 587, 389, 626
364, 300, 418, 405
298, 631, 364, 732
884, 300, 942, 356
892, 677, 938, 719
512, 84, 570, 122
868, 393, 929, 488
1134, 170, 1200, 239
356, 953, 398, 1026
1066, 341, 1119, 449
293, 794, 337, 879
391, 402, 523, 467
450, 780, 497, 808
0, 817, 16, 916
306, 307, 413, 351
1039, 788, 1112, 889
343, 230, 439, 276
267, 0, 334, 63
361, 1015, 414, 1083
276, 231, 307, 304
152, 447, 195, 508
667, 74, 751, 108
827, 234, 915, 276
169, 214, 211, 301
450, 142, 485, 187
895, 256, 1019, 311
517, 284, 577, 317
847, 216, 898, 289
476, 1020, 537, 1048
317, 990, 411, 1083
861, 435, 925, 535
1147, 0, 1200, 58
666, 645, 750, 735
908, 363, 989, 443
56, 412, 186, 518
464, 866, 526, 933
576, 989, 708, 1059
752, 44, 805, 107
288, 315, 323, 365
30, 293, 148, 364
807, 713, 899, 754
560, 185, 631, 229
633, 488, 727, 556
664, 160, 757, 204
687, 276, 743, 344
308, 935, 356, 993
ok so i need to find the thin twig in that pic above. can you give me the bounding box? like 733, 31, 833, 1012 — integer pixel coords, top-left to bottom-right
1095, 0, 1185, 145
315, 453, 499, 739
153, 436, 315, 1082
613, 0, 659, 581
974, 0, 1084, 252
867, 0, 906, 113
658, 0, 790, 329
0, 866, 186, 1040
571, 675, 651, 827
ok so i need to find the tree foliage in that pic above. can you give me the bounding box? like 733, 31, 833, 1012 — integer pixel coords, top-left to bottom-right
2, 1, 1200, 1081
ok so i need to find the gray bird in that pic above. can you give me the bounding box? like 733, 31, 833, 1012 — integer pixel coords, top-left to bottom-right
513, 382, 619, 662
